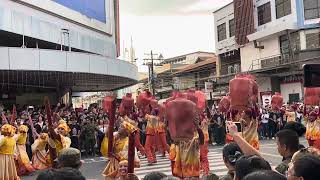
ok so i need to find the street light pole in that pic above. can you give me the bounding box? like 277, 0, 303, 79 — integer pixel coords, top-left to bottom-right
144, 50, 163, 96
149, 50, 155, 95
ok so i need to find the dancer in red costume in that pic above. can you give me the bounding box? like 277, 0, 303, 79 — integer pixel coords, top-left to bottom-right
305, 107, 320, 150
144, 112, 158, 165
129, 112, 146, 156
200, 115, 210, 176
157, 119, 168, 157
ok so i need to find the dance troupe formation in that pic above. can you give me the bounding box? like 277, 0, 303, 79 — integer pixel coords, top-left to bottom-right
1, 73, 320, 180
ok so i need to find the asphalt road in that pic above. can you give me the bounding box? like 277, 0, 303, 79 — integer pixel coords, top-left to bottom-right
21, 138, 308, 180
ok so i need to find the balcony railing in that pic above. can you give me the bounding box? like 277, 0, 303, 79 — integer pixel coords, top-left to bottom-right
251, 53, 296, 70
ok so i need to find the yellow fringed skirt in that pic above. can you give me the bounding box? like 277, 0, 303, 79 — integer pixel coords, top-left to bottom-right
0, 154, 20, 180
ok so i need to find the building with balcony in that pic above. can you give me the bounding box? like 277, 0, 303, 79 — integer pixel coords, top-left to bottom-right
214, 0, 320, 104
0, 0, 138, 105
243, 0, 320, 104
213, 2, 243, 95
140, 52, 216, 100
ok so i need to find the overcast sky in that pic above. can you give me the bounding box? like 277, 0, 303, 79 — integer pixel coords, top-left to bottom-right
119, 0, 232, 71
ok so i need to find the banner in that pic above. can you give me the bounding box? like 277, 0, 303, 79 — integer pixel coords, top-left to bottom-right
205, 82, 213, 93
52, 0, 107, 22
260, 91, 272, 108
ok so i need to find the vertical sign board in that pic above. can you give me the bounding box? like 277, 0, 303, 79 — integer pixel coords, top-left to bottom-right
260, 91, 272, 108
205, 82, 213, 93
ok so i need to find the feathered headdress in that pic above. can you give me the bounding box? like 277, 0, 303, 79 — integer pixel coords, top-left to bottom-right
18, 125, 29, 133
1, 124, 16, 136
58, 123, 71, 134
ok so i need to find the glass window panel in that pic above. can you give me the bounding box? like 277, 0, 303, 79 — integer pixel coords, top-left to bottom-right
305, 9, 318, 19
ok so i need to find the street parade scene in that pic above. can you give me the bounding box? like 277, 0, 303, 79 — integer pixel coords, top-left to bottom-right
2, 0, 320, 180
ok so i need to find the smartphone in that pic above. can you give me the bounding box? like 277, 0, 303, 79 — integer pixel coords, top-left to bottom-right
226, 121, 242, 133
234, 122, 242, 132
304, 64, 320, 87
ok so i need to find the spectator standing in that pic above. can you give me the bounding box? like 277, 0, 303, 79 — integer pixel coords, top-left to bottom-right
268, 112, 278, 139
234, 155, 272, 180
34, 115, 46, 134
212, 110, 226, 145
81, 119, 97, 157
287, 154, 320, 180
69, 119, 81, 149
220, 142, 243, 180
138, 116, 147, 146
243, 170, 286, 180
274, 129, 300, 175
261, 110, 269, 139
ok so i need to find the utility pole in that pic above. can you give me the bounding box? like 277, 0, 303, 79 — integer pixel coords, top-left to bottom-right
143, 51, 163, 96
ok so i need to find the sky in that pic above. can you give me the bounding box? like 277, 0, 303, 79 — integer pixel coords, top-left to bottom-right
119, 0, 232, 72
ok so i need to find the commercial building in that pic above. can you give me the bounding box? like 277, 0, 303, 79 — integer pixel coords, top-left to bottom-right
140, 51, 216, 100
213, 2, 242, 95
0, 0, 138, 105
214, 0, 320, 104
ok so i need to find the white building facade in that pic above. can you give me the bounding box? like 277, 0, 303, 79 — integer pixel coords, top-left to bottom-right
0, 0, 138, 105
214, 0, 320, 104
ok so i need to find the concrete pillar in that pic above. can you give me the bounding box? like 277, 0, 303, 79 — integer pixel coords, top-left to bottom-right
216, 55, 221, 77
300, 30, 307, 50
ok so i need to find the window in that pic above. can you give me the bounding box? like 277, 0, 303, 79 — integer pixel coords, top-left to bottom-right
217, 23, 227, 41
229, 19, 235, 37
227, 65, 233, 74
304, 0, 320, 19
306, 32, 320, 49
258, 2, 271, 25
289, 93, 300, 104
234, 64, 240, 73
279, 32, 300, 62
276, 0, 291, 19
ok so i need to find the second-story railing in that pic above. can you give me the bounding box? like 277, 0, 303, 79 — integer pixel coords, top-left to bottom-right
251, 53, 295, 70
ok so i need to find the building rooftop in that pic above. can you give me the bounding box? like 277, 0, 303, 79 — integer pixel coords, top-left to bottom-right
173, 57, 217, 75
213, 1, 233, 13
161, 51, 215, 64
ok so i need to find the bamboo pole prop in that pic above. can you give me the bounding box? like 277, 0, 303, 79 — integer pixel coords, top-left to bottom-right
103, 94, 117, 158
28, 115, 39, 140
44, 97, 58, 168
1, 112, 8, 124
10, 105, 16, 125
127, 131, 135, 174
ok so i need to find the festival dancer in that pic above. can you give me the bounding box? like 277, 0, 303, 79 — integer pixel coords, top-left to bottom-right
45, 100, 71, 168
305, 109, 320, 150
31, 133, 49, 170
157, 119, 168, 157
129, 113, 146, 157
14, 125, 35, 176
200, 116, 210, 176
144, 113, 159, 165
47, 120, 71, 155
0, 124, 19, 180
169, 126, 205, 179
101, 121, 140, 179
240, 108, 260, 150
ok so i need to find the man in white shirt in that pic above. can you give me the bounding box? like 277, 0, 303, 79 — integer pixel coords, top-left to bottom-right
261, 110, 269, 139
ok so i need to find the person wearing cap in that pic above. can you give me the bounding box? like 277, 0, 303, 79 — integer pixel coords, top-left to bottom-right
57, 147, 82, 169
36, 147, 85, 180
